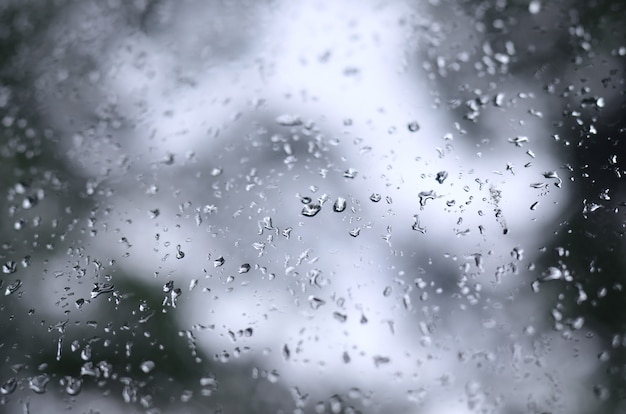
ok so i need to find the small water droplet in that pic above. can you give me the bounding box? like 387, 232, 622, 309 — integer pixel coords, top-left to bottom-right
238, 263, 251, 274
528, 0, 541, 14
349, 228, 361, 237
411, 214, 426, 233
1, 377, 17, 395
163, 280, 174, 293
540, 267, 563, 281
3, 260, 17, 274
370, 193, 381, 202
333, 197, 347, 212
28, 374, 50, 394
64, 377, 82, 396
308, 296, 326, 310
333, 312, 347, 322
408, 121, 420, 132
435, 171, 448, 184
343, 168, 358, 179
214, 256, 225, 267
301, 203, 321, 217
176, 245, 185, 259
276, 114, 302, 126
4, 279, 22, 296
91, 283, 114, 299
140, 360, 156, 374
418, 190, 436, 207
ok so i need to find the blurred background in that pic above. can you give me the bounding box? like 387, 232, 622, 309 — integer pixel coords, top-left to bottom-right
0, 0, 624, 413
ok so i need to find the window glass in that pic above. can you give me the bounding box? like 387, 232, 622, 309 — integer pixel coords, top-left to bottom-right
1, 0, 624, 412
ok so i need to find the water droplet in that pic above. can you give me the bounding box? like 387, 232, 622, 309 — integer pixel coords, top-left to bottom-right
542, 171, 562, 188
301, 203, 321, 217
276, 114, 302, 126
333, 197, 347, 212
508, 136, 528, 146
1, 377, 17, 395
141, 360, 155, 374
383, 286, 392, 297
540, 267, 563, 281
214, 256, 225, 267
333, 312, 347, 322
593, 384, 610, 401
4, 279, 22, 295
176, 245, 185, 259
528, 0, 541, 14
238, 263, 251, 274
81, 345, 92, 361
28, 374, 50, 394
63, 377, 82, 396
407, 121, 420, 132
90, 283, 114, 299
308, 296, 326, 310
418, 190, 436, 207
2, 260, 17, 274
370, 193, 381, 202
343, 168, 358, 179
349, 228, 361, 237
411, 215, 426, 233
163, 280, 174, 293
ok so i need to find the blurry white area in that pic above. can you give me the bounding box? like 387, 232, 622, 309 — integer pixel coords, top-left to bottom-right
30, 0, 603, 412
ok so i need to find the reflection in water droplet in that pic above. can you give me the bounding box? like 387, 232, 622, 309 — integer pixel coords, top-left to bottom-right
301, 203, 321, 217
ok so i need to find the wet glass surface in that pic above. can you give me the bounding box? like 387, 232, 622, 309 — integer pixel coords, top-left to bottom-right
0, 0, 625, 413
